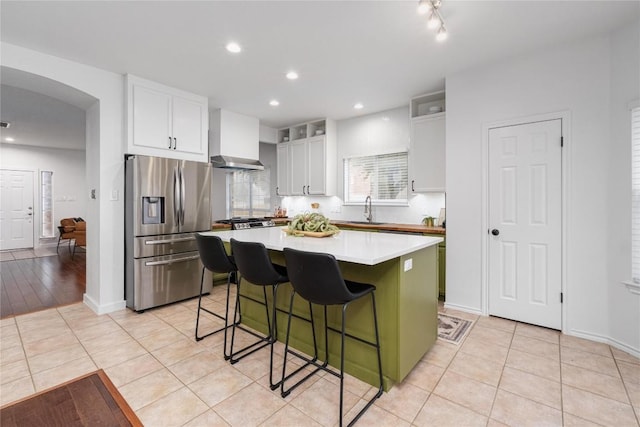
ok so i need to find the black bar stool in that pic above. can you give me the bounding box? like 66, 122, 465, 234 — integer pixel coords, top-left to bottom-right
282, 247, 383, 427
194, 233, 238, 358
229, 238, 288, 390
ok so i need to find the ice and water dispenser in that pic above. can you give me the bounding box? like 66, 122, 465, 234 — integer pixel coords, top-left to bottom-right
142, 196, 164, 224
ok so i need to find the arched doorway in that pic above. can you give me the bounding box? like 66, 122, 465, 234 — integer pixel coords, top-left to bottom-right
1, 67, 96, 316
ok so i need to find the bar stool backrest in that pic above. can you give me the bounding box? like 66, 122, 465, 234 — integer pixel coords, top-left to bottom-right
283, 247, 354, 305
231, 238, 285, 286
195, 234, 236, 274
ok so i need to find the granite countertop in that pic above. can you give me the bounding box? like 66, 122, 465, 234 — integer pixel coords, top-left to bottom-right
211, 218, 445, 235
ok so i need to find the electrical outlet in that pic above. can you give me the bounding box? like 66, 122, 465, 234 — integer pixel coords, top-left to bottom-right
404, 258, 413, 272
110, 190, 119, 201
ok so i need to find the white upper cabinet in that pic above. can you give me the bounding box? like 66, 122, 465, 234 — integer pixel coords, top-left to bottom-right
289, 139, 307, 196
276, 142, 290, 196
306, 136, 327, 195
276, 119, 336, 196
126, 74, 208, 162
409, 91, 446, 193
210, 109, 259, 160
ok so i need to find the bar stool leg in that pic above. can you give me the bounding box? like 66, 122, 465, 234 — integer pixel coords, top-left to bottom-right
343, 293, 384, 427
339, 303, 348, 427
228, 278, 279, 367
280, 296, 324, 397
195, 268, 237, 357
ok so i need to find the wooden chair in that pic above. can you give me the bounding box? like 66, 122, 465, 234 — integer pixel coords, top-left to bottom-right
57, 218, 76, 253
72, 221, 86, 258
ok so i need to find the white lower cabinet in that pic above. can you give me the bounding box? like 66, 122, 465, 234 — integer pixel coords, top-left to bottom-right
126, 74, 208, 162
410, 113, 445, 192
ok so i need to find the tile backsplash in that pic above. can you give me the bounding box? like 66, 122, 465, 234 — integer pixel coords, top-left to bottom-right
278, 193, 445, 225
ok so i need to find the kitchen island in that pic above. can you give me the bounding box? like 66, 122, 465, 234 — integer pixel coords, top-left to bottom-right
201, 227, 443, 390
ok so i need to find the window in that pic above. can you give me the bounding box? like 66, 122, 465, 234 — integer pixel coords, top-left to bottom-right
41, 170, 54, 238
228, 168, 272, 217
344, 151, 409, 205
632, 106, 640, 284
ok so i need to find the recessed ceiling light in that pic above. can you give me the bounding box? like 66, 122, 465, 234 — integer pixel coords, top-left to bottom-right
286, 71, 299, 80
226, 42, 242, 53
5, 137, 15, 142
269, 100, 280, 106
354, 103, 364, 110
417, 0, 431, 15
436, 26, 448, 42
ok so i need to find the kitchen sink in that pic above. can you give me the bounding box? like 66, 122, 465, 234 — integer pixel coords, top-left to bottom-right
343, 221, 386, 225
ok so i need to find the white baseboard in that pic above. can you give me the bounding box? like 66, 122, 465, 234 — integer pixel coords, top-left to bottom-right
83, 294, 126, 315
443, 302, 484, 316
566, 328, 640, 359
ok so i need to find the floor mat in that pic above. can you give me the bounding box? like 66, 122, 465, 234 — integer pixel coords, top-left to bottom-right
438, 312, 473, 344
0, 370, 141, 427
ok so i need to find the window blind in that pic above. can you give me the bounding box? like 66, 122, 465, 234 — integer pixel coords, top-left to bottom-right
344, 151, 408, 204
41, 171, 54, 238
632, 107, 640, 284
228, 168, 272, 218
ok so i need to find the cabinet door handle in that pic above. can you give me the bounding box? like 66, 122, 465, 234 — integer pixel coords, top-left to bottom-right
411, 180, 415, 192
173, 137, 177, 150
168, 136, 172, 149
306, 185, 310, 194
276, 187, 279, 196
302, 185, 306, 195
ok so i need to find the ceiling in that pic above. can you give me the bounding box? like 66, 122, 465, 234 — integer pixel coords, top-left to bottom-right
0, 1, 638, 129
1, 83, 87, 151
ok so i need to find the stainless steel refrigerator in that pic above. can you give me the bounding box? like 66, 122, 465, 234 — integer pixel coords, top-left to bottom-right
125, 154, 212, 311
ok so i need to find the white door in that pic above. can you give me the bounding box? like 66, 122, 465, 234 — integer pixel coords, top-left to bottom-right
488, 119, 562, 329
0, 169, 35, 250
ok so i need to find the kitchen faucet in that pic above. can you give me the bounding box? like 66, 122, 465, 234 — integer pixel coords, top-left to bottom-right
364, 195, 373, 223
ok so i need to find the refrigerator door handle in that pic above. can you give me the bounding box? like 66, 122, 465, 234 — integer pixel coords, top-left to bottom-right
144, 236, 195, 245
173, 167, 180, 226
179, 166, 186, 226
144, 254, 200, 266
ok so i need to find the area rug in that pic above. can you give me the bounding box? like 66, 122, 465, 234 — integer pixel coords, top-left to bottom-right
0, 370, 141, 427
438, 313, 473, 344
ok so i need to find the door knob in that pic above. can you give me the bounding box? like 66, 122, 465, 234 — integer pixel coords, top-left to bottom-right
491, 229, 500, 236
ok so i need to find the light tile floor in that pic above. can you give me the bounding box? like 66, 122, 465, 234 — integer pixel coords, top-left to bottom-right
0, 246, 60, 261
1, 286, 639, 426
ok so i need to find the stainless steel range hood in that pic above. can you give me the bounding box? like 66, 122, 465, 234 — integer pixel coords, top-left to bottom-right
211, 155, 264, 170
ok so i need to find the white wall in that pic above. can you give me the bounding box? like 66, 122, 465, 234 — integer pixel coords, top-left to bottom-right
0, 144, 87, 245
0, 84, 86, 151
446, 25, 639, 354
280, 106, 446, 224
607, 23, 640, 352
1, 42, 126, 314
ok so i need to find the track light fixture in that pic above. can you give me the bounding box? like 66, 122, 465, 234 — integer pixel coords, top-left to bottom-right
417, 0, 447, 42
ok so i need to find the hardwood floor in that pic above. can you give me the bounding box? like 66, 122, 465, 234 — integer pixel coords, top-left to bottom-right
0, 252, 85, 319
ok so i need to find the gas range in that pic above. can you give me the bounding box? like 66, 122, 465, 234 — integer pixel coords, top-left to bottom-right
216, 217, 277, 230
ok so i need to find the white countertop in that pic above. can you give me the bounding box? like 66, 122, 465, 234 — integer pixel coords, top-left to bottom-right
200, 227, 442, 265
